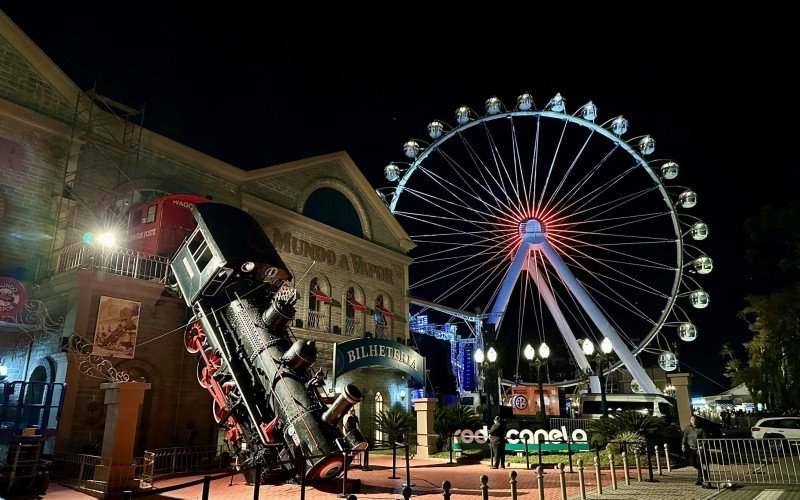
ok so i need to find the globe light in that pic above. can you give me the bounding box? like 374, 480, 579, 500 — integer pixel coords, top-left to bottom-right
487, 347, 498, 363
538, 342, 550, 359
690, 290, 710, 309
485, 96, 503, 115
600, 337, 613, 354
693, 255, 713, 274
690, 221, 709, 241
678, 322, 698, 341
384, 163, 401, 181
517, 93, 534, 111
581, 339, 595, 356
581, 101, 597, 121
96, 232, 117, 247
638, 135, 656, 155
610, 116, 628, 135
661, 161, 679, 180
456, 106, 472, 125
427, 120, 444, 139
474, 348, 485, 364
403, 141, 420, 159
524, 343, 535, 361
679, 190, 697, 208
546, 93, 566, 112
658, 351, 679, 371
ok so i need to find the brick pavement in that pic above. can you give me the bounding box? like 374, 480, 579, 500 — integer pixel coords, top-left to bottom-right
10, 456, 798, 499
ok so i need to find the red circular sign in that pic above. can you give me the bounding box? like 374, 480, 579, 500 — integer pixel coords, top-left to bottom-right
0, 277, 27, 316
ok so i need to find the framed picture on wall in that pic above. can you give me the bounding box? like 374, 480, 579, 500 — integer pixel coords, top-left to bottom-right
91, 296, 141, 359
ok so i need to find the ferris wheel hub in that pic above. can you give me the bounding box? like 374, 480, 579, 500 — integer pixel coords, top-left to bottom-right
519, 219, 546, 243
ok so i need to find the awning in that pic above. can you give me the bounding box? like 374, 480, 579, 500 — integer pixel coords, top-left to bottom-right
309, 288, 333, 304
346, 299, 367, 313
374, 306, 394, 318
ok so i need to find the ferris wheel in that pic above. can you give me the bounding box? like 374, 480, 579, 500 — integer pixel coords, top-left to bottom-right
380, 92, 712, 391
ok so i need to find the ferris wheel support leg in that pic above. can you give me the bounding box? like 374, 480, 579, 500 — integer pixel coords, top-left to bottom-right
488, 242, 533, 329
525, 258, 594, 375
538, 242, 660, 395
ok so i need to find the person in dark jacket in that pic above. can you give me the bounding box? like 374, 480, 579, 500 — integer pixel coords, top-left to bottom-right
488, 416, 507, 469
682, 414, 709, 485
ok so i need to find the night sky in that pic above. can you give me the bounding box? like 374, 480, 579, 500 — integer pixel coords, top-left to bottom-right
3, 7, 797, 396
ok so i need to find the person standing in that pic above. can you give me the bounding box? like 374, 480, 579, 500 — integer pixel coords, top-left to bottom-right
682, 414, 708, 485
488, 416, 507, 469
345, 408, 359, 432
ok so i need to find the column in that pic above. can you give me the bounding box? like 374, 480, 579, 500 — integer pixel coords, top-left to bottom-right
94, 382, 151, 491
412, 398, 437, 459
667, 373, 692, 428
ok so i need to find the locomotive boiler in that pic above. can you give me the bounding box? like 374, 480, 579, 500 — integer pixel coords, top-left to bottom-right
169, 203, 367, 482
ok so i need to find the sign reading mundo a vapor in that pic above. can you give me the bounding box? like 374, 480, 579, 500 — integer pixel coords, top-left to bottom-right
333, 338, 425, 385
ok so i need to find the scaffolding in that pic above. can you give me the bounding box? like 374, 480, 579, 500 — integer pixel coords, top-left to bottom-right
52, 84, 144, 252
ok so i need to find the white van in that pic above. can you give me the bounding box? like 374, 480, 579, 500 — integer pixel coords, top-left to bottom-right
579, 393, 678, 423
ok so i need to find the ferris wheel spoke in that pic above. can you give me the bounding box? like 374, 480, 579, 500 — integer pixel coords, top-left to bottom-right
402, 186, 499, 222
541, 254, 647, 349
481, 121, 526, 216
456, 132, 527, 221
559, 162, 641, 217
555, 228, 674, 243
433, 147, 507, 217
539, 128, 595, 218
451, 256, 510, 313
412, 239, 515, 289
414, 163, 508, 220
548, 238, 667, 317
554, 185, 660, 226
549, 233, 675, 287
537, 119, 569, 217
510, 116, 530, 209
529, 115, 541, 216
412, 233, 515, 263
552, 211, 672, 234
395, 209, 505, 232
548, 144, 619, 215
432, 249, 513, 307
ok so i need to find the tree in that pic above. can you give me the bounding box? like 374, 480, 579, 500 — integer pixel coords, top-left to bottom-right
374, 407, 416, 445
735, 284, 800, 411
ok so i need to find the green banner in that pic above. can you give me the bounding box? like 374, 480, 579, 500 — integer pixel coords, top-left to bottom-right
333, 338, 426, 385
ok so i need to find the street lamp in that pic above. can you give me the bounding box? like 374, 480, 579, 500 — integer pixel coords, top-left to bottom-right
582, 337, 613, 418
524, 342, 550, 430
474, 347, 498, 422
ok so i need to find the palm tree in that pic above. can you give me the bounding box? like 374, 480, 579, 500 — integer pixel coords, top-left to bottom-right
374, 408, 416, 445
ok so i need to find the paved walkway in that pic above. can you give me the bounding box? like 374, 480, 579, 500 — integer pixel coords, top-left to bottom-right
5, 456, 799, 499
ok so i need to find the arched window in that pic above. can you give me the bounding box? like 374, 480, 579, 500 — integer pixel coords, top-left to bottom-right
375, 392, 385, 443
302, 187, 363, 238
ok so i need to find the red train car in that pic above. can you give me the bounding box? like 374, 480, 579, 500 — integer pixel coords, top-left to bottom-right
126, 194, 210, 256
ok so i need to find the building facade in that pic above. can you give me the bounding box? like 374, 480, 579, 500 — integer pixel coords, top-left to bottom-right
0, 11, 414, 457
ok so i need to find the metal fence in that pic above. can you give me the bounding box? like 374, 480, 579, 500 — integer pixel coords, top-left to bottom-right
550, 418, 591, 435
51, 451, 142, 493
699, 438, 800, 486
307, 310, 327, 331
142, 444, 232, 484
35, 242, 170, 282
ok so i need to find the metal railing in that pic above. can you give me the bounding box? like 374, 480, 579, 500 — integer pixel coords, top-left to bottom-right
373, 321, 388, 339
35, 242, 170, 282
699, 438, 800, 486
306, 310, 327, 331
51, 451, 140, 493
142, 444, 232, 484
344, 317, 357, 336
550, 418, 591, 435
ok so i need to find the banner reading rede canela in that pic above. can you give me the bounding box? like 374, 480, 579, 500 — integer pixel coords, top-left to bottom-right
453, 425, 589, 452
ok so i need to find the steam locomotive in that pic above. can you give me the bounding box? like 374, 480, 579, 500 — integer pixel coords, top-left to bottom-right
169, 202, 367, 482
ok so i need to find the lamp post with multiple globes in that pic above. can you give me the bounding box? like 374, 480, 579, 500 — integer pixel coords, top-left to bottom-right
582, 337, 613, 418
524, 342, 550, 430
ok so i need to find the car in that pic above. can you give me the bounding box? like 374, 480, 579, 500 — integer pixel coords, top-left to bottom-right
751, 417, 800, 439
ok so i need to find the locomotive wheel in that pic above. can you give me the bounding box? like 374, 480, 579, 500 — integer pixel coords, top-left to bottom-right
184, 321, 206, 354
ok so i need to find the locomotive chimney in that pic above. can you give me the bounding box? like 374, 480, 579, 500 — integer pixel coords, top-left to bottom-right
321, 384, 362, 425
282, 339, 318, 372
262, 294, 296, 330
